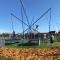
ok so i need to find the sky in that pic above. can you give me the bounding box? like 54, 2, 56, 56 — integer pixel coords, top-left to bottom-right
0, 0, 60, 33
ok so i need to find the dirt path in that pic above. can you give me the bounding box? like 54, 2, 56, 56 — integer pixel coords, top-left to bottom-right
0, 48, 60, 60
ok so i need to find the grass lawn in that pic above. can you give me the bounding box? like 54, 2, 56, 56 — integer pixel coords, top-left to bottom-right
5, 39, 60, 48
40, 42, 60, 48
51, 42, 60, 48
0, 56, 14, 60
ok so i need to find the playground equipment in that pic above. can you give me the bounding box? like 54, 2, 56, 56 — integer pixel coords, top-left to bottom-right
10, 0, 52, 46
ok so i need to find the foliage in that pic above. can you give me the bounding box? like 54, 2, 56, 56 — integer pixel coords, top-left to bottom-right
0, 56, 14, 60
55, 34, 60, 42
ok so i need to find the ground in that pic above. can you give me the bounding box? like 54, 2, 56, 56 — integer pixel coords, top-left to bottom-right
0, 40, 60, 60
0, 48, 60, 60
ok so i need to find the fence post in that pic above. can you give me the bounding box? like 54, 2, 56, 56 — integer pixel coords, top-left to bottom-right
39, 39, 40, 46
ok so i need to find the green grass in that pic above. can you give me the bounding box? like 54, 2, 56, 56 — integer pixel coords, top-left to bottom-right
0, 56, 14, 60
51, 42, 60, 48
39, 42, 49, 48
4, 43, 58, 48
40, 42, 60, 48
4, 39, 60, 48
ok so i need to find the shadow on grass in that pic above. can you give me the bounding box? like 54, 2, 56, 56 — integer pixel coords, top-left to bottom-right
0, 56, 14, 60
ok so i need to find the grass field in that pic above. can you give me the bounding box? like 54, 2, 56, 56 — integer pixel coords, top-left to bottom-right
4, 39, 60, 48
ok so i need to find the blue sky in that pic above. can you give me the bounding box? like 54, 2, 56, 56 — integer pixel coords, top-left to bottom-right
0, 0, 60, 33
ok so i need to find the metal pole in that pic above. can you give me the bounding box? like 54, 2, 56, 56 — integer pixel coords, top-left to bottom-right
11, 14, 14, 32
49, 8, 51, 43
21, 6, 24, 39
49, 8, 51, 32
19, 0, 29, 26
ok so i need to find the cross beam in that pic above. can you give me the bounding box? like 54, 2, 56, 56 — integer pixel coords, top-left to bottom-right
11, 13, 29, 27
23, 8, 51, 33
